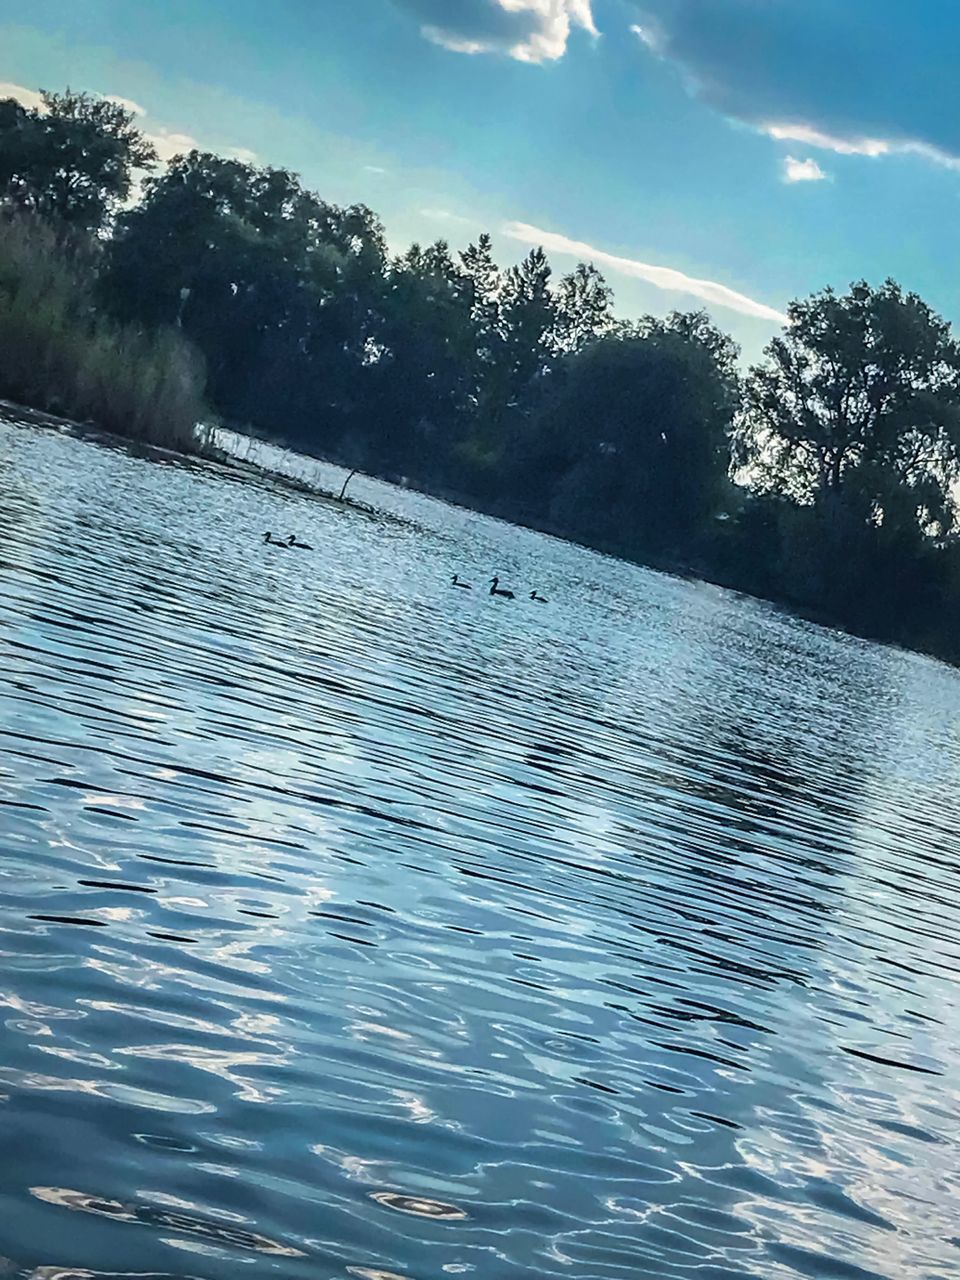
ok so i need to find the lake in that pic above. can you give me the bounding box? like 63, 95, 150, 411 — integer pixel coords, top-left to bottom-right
1, 412, 959, 1280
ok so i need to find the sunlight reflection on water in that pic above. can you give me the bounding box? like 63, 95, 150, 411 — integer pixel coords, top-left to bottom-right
0, 414, 959, 1279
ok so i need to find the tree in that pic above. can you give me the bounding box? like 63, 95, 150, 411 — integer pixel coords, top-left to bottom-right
460, 233, 500, 350
519, 311, 740, 557
736, 280, 960, 537
551, 262, 614, 354
364, 239, 477, 471
499, 246, 556, 401
0, 90, 157, 233
102, 151, 387, 436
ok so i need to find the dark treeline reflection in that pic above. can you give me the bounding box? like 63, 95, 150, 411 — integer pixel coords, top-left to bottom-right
6, 89, 960, 660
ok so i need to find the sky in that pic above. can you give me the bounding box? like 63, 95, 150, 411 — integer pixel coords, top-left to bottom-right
2, 0, 960, 361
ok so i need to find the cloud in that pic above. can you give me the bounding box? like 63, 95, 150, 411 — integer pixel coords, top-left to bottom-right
764, 123, 889, 159
420, 207, 473, 223
783, 155, 827, 184
146, 128, 202, 163
363, 164, 389, 176
0, 84, 150, 122
765, 122, 960, 171
0, 81, 44, 111
0, 80, 253, 169
631, 1, 960, 170
503, 221, 787, 323
102, 94, 146, 118
394, 0, 595, 62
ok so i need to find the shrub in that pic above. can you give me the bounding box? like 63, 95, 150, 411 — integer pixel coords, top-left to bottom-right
0, 212, 208, 451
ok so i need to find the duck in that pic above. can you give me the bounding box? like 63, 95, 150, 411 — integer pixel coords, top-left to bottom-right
530, 590, 548, 604
263, 532, 290, 548
490, 576, 515, 600
452, 574, 472, 589
287, 534, 314, 550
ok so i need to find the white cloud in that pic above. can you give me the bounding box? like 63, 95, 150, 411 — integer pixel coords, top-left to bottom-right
765, 121, 960, 172
630, 22, 663, 53
363, 164, 389, 176
503, 221, 788, 323
765, 122, 887, 157
102, 94, 146, 118
783, 155, 827, 183
422, 0, 596, 63
0, 79, 253, 170
0, 81, 44, 111
146, 128, 201, 163
227, 146, 259, 165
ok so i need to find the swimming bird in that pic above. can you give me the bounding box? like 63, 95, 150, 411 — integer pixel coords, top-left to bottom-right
490, 576, 515, 599
287, 534, 314, 550
263, 532, 290, 548
530, 590, 548, 603
452, 574, 472, 589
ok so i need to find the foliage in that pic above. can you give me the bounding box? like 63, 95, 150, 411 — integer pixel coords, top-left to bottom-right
0, 90, 157, 233
737, 280, 960, 537
0, 213, 207, 450
516, 311, 740, 557
102, 151, 386, 439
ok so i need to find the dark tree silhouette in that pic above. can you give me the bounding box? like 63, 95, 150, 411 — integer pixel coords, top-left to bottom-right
737, 280, 960, 536
0, 90, 157, 232
518, 311, 739, 556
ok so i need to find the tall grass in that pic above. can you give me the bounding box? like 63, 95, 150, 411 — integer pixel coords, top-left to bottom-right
0, 214, 209, 452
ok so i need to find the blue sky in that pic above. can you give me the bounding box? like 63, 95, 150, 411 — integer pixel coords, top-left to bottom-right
3, 0, 959, 360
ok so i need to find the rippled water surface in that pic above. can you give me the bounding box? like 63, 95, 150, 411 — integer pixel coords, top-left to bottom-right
1, 415, 959, 1280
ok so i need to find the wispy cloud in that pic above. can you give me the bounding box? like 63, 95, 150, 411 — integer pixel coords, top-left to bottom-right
102, 94, 146, 118
420, 207, 473, 224
227, 146, 259, 165
147, 128, 201, 163
0, 80, 256, 170
783, 155, 827, 183
397, 0, 595, 63
2, 83, 150, 121
363, 164, 389, 176
765, 122, 960, 171
765, 123, 889, 158
503, 221, 787, 323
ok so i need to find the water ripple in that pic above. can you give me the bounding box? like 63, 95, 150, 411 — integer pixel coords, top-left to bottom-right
1, 415, 959, 1279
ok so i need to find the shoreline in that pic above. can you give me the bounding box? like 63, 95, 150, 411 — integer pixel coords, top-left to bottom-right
3, 401, 955, 674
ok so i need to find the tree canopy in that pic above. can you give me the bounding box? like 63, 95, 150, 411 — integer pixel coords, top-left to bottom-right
0, 90, 157, 232
737, 281, 960, 537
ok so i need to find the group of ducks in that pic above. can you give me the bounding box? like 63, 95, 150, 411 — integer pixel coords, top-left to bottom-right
265, 532, 546, 602
264, 532, 314, 550
454, 574, 548, 603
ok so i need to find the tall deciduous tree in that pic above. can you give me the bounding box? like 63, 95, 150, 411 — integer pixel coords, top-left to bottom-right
551, 262, 613, 353
737, 280, 960, 536
0, 90, 157, 232
366, 239, 477, 468
520, 311, 740, 556
103, 151, 386, 432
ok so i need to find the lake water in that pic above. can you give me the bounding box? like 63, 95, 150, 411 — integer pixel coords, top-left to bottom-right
1, 414, 959, 1280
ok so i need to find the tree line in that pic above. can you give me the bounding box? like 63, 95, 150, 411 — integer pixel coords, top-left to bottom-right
4, 89, 960, 661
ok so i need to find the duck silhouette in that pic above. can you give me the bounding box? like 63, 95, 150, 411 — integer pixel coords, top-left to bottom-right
287, 534, 314, 550
263, 532, 290, 548
530, 590, 548, 603
452, 574, 472, 589
490, 576, 515, 599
